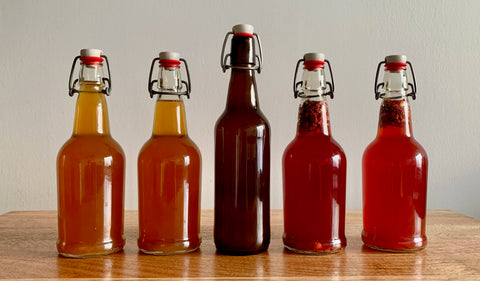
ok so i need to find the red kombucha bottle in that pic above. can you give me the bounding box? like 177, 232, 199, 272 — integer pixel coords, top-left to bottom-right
283, 53, 347, 254
362, 55, 428, 252
138, 52, 201, 255
214, 24, 270, 255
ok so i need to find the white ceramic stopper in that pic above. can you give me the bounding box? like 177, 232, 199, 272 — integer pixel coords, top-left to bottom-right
159, 51, 180, 60
385, 55, 407, 63
304, 53, 325, 62
232, 24, 254, 34
80, 48, 103, 57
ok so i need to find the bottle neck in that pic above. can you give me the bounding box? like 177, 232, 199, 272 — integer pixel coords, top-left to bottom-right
382, 69, 408, 98
377, 69, 412, 137
73, 64, 110, 136
159, 65, 182, 92
226, 69, 258, 110
152, 95, 188, 136
297, 95, 330, 137
296, 66, 329, 136
377, 97, 412, 137
151, 63, 188, 136
301, 67, 326, 94
73, 85, 111, 136
225, 36, 258, 110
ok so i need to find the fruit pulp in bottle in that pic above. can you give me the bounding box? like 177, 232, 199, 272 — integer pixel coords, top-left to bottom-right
283, 100, 346, 254
362, 99, 428, 251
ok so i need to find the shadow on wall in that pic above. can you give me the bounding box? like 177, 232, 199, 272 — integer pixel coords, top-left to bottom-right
430, 166, 480, 219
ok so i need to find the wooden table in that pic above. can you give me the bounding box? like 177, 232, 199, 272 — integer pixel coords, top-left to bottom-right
0, 210, 479, 280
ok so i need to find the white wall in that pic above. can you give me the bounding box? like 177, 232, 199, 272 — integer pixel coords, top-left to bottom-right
1, 0, 479, 219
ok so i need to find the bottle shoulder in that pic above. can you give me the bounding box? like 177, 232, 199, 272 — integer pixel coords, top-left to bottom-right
363, 136, 427, 161
57, 135, 125, 160
284, 135, 345, 159
139, 136, 201, 160
215, 109, 270, 130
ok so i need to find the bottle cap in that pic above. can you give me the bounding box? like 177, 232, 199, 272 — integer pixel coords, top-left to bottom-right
304, 52, 325, 62
385, 54, 407, 63
232, 24, 254, 37
80, 48, 103, 65
385, 54, 407, 71
159, 51, 180, 61
159, 51, 181, 68
80, 48, 103, 57
303, 52, 325, 70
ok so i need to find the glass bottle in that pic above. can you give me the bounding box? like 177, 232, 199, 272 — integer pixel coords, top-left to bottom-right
283, 53, 347, 254
57, 49, 125, 257
138, 52, 201, 255
362, 55, 428, 252
214, 24, 270, 255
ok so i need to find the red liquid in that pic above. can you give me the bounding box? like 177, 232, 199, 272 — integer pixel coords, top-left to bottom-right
283, 100, 346, 254
362, 99, 428, 251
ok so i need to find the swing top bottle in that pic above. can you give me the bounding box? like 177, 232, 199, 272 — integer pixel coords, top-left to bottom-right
362, 55, 428, 252
283, 53, 347, 254
138, 51, 201, 255
57, 48, 125, 258
214, 24, 271, 255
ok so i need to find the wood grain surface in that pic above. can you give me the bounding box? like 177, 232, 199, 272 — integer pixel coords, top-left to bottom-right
0, 210, 479, 280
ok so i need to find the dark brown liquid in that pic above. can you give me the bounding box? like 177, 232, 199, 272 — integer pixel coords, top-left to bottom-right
214, 35, 270, 254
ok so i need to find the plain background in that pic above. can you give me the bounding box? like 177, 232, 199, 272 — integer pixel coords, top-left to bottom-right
1, 0, 479, 219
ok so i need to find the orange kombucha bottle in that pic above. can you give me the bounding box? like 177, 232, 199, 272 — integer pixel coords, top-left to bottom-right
138, 52, 201, 255
57, 49, 125, 258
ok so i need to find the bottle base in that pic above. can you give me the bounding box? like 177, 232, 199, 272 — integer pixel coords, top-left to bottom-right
140, 245, 200, 255
138, 238, 201, 255
58, 246, 123, 258
284, 244, 345, 255
363, 243, 426, 253
216, 246, 268, 256
361, 231, 427, 252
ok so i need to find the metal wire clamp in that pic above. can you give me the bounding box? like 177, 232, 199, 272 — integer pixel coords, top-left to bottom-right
220, 32, 263, 73
148, 57, 192, 99
68, 55, 112, 97
293, 58, 335, 99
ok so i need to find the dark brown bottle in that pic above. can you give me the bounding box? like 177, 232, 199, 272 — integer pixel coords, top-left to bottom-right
214, 24, 270, 255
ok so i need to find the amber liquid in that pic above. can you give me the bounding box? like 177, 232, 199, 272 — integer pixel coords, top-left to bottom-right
57, 84, 125, 257
138, 99, 201, 254
214, 68, 270, 255
283, 99, 346, 254
362, 98, 428, 251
